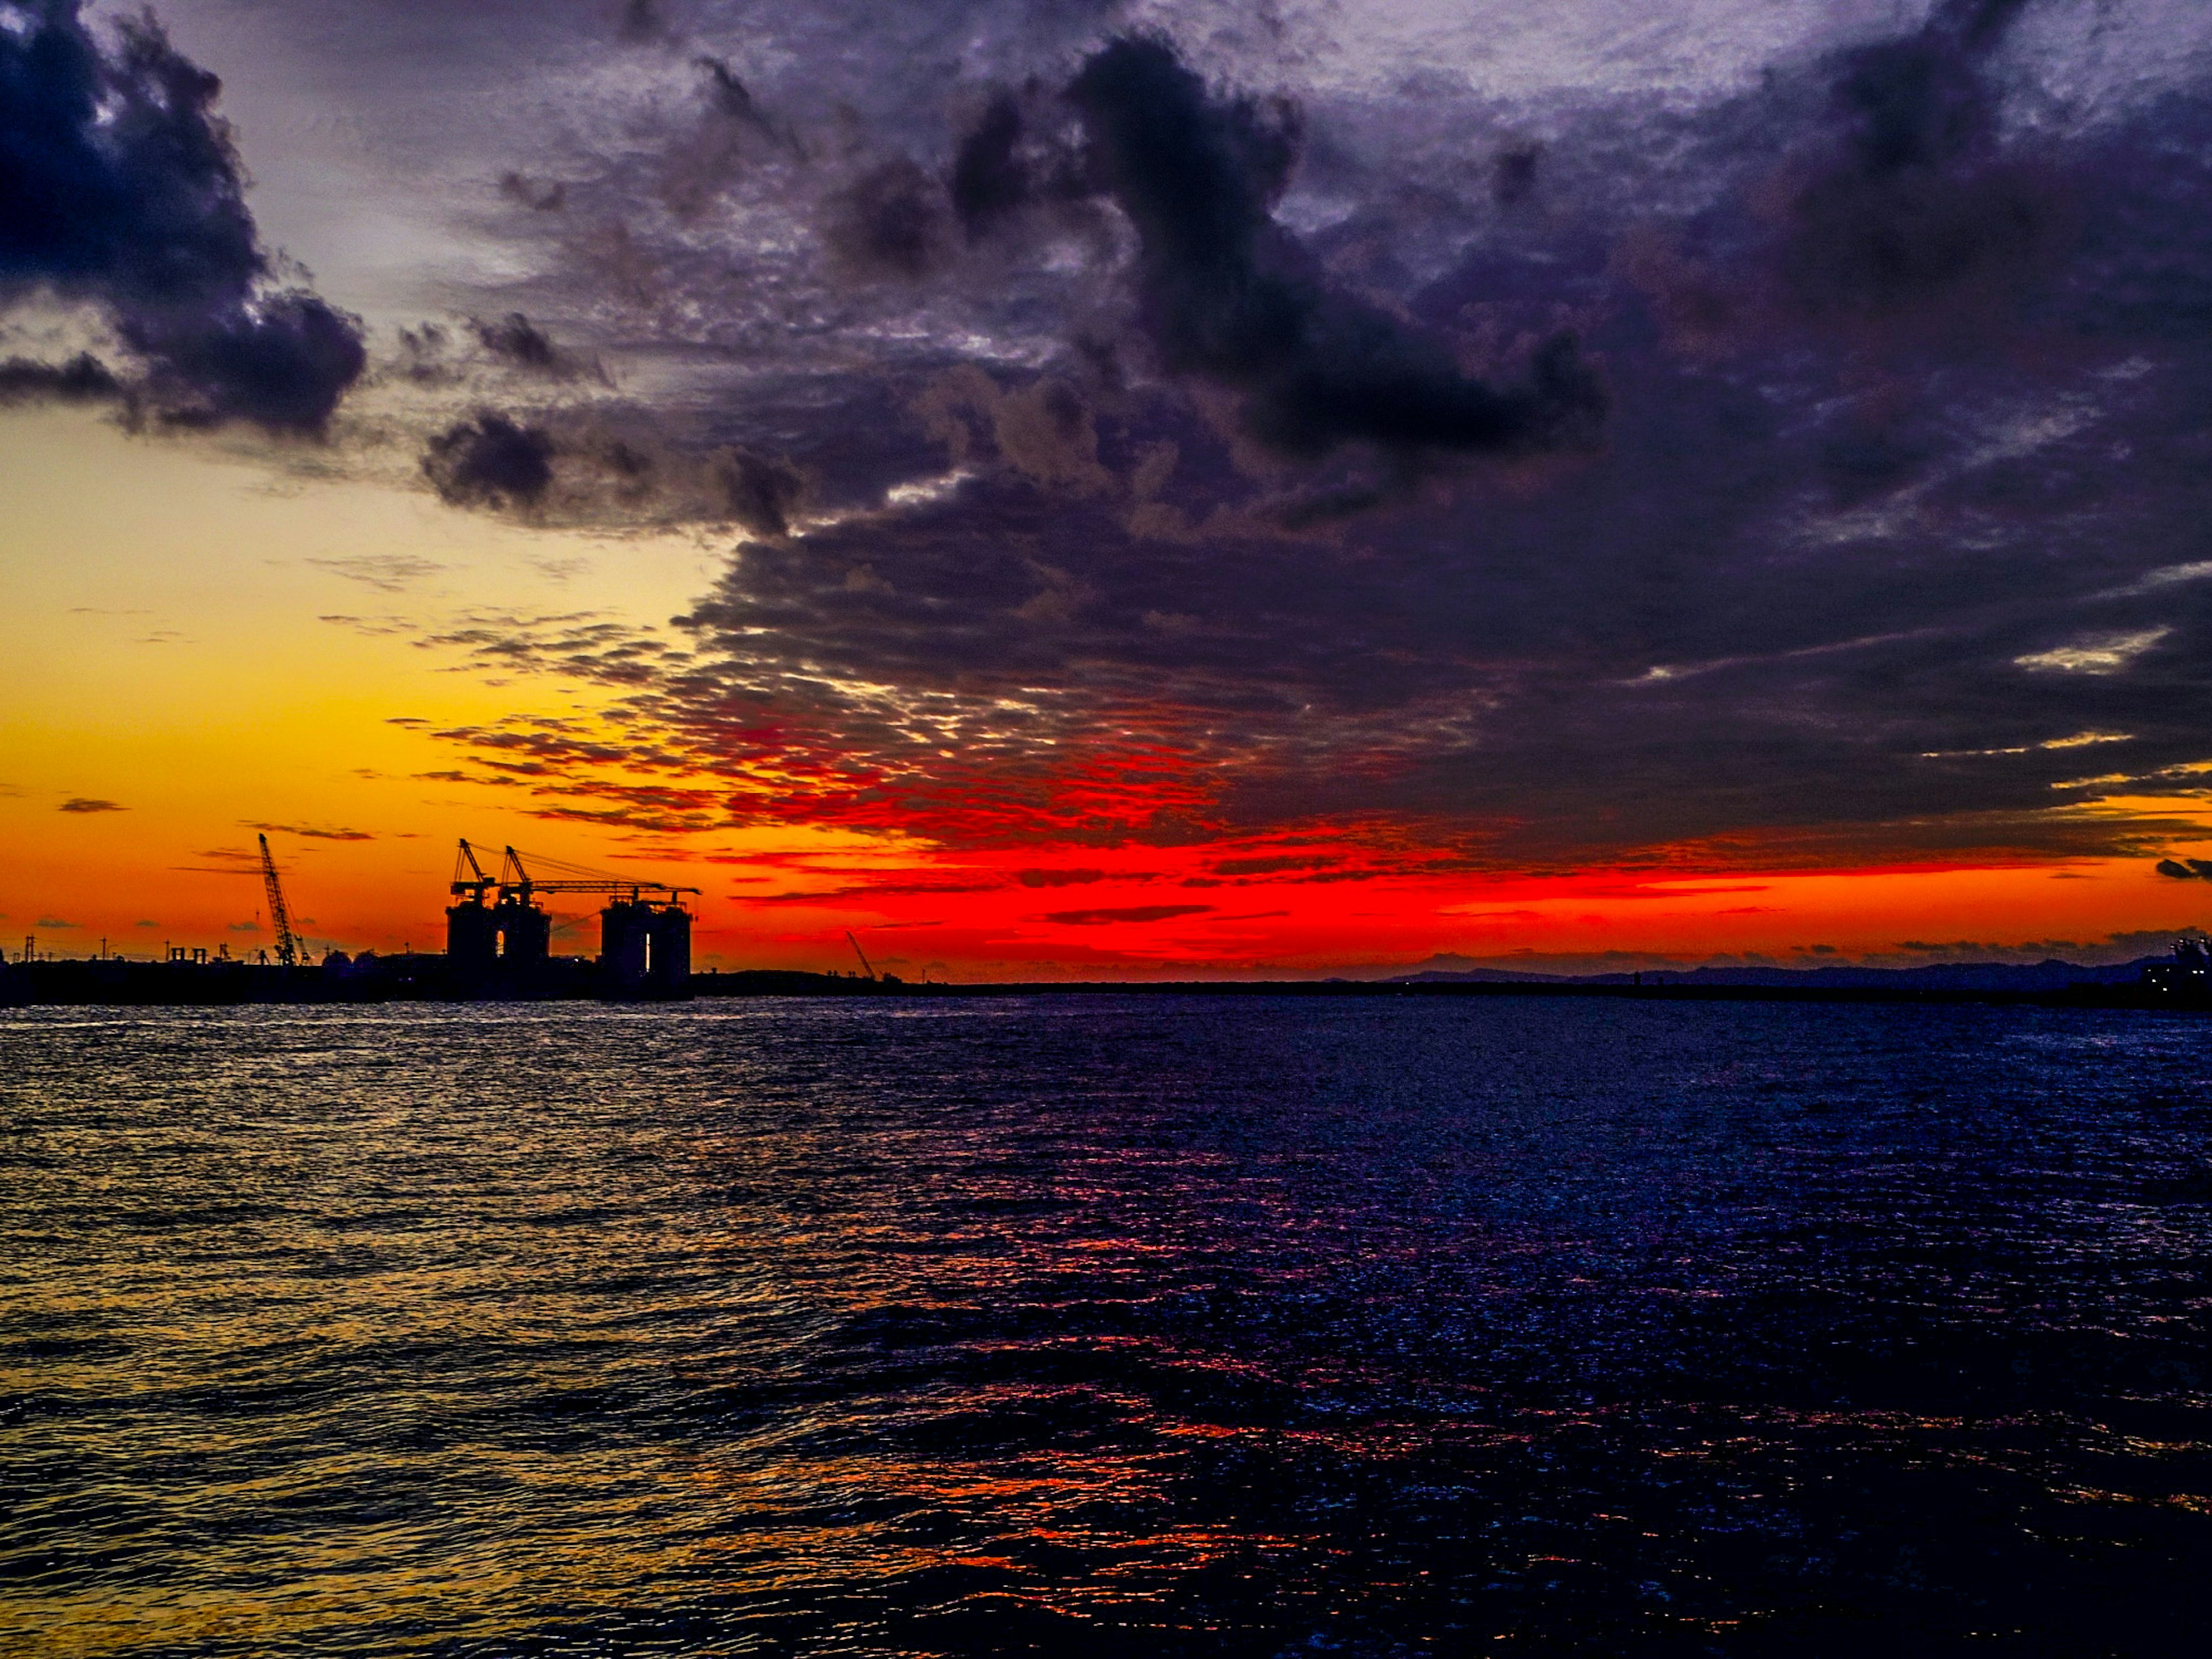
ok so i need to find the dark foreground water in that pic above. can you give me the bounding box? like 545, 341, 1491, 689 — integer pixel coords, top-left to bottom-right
3, 999, 2209, 1658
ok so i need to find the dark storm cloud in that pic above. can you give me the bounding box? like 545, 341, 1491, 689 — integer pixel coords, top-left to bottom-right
620, 1, 668, 46
469, 313, 563, 374
1778, 0, 2064, 323
0, 351, 119, 403
1492, 144, 1540, 208
623, 416, 2212, 863
950, 93, 1031, 241
406, 393, 828, 532
422, 414, 555, 506
695, 56, 792, 150
712, 447, 808, 539
498, 171, 567, 213
0, 1, 363, 429
135, 290, 366, 429
825, 157, 952, 279
89, 1, 2212, 872
1066, 36, 1606, 460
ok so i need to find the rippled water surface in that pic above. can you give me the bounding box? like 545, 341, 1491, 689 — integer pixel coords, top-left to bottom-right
5, 997, 2210, 1656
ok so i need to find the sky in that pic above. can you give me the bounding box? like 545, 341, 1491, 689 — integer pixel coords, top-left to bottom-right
5, 0, 2212, 979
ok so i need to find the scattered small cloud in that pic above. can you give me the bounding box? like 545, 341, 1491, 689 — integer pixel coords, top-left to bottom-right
2014, 629, 2171, 675
2099, 560, 2212, 599
58, 797, 125, 814
35, 916, 78, 929
1921, 730, 2137, 759
1041, 904, 1214, 926
244, 821, 374, 842
305, 555, 446, 592
2040, 732, 2135, 750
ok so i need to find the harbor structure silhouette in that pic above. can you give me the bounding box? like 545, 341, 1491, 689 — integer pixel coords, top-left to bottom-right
2, 839, 2209, 1006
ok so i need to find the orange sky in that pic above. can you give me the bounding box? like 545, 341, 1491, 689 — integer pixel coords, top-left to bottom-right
11, 2, 2212, 979
6, 408, 2209, 978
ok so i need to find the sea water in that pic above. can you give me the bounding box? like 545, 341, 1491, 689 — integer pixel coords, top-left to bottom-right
3, 997, 2208, 1656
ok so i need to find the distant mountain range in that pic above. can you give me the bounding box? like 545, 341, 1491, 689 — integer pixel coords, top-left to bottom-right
1389, 959, 2165, 993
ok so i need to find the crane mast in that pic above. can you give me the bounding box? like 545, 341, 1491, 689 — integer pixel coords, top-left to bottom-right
846, 931, 877, 980
257, 834, 300, 968
451, 838, 497, 900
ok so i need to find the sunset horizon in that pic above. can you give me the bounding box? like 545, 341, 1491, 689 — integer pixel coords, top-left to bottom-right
12, 7, 2212, 1653
9, 2, 2212, 980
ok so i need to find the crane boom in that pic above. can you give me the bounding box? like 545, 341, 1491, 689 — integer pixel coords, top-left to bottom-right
257, 834, 300, 968
846, 931, 876, 980
496, 845, 699, 900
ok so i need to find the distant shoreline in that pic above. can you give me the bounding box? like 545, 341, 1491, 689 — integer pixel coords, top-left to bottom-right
3, 959, 2207, 1012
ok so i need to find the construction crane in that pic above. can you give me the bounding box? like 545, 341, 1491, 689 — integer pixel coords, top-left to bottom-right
846, 930, 877, 980
495, 844, 700, 904
257, 834, 301, 968
450, 838, 498, 901
450, 839, 699, 904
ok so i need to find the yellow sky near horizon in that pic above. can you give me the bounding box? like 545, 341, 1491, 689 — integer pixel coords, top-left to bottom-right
0, 408, 736, 950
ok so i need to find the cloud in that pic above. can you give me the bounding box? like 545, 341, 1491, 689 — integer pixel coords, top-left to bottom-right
1041, 904, 1214, 926
826, 158, 950, 279
2156, 858, 2212, 880
949, 92, 1030, 243
34, 0, 2212, 883
468, 312, 604, 382
0, 2, 363, 429
305, 555, 445, 592
1067, 36, 1607, 463
0, 351, 120, 404
34, 916, 77, 929
1016, 868, 1112, 887
245, 821, 373, 842
1778, 0, 2063, 324
619, 1, 666, 47
58, 796, 124, 813
2015, 628, 2171, 675
711, 447, 808, 538
469, 312, 558, 370
423, 413, 555, 506
1211, 854, 1340, 877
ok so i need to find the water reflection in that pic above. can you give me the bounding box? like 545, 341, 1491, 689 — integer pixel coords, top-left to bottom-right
3, 999, 2209, 1654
